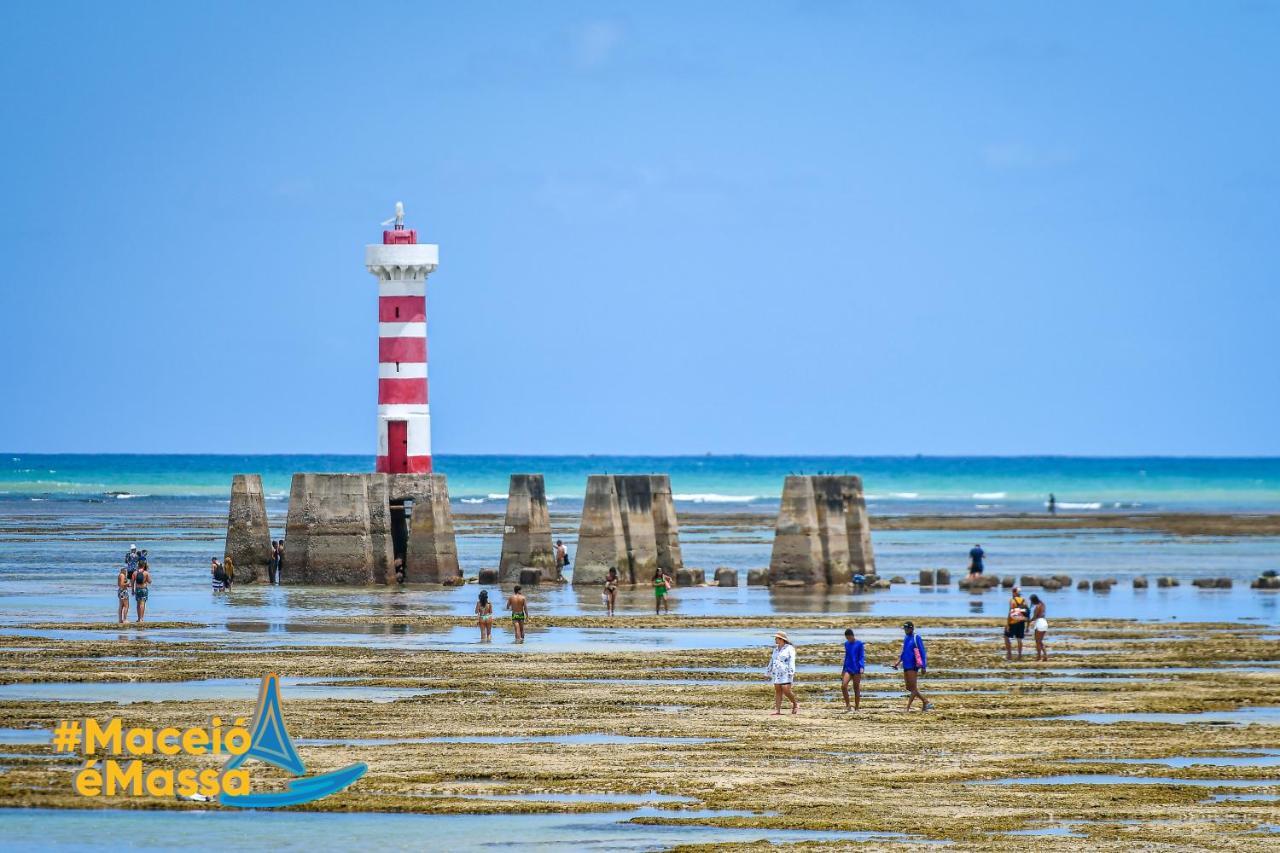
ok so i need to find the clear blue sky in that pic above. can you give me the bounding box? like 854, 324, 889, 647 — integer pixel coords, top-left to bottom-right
1, 2, 1276, 455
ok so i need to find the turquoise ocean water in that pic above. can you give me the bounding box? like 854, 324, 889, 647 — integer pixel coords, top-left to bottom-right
4, 453, 1280, 512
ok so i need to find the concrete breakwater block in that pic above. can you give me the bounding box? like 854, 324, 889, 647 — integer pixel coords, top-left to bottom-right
936, 569, 951, 585
404, 474, 461, 585
498, 474, 558, 583
282, 473, 377, 585
1133, 576, 1149, 589
519, 568, 542, 585
959, 575, 1000, 590
573, 475, 683, 584
477, 568, 499, 584
365, 474, 395, 585
715, 567, 738, 587
225, 474, 272, 583
746, 568, 769, 586
1252, 575, 1280, 589
1192, 577, 1233, 589
676, 568, 705, 586
768, 475, 875, 587
1157, 576, 1180, 587
919, 569, 935, 586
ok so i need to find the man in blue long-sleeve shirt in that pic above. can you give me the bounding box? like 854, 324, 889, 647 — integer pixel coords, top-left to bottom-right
840, 628, 866, 711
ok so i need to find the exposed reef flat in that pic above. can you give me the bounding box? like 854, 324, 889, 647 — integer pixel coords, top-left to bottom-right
0, 617, 1276, 849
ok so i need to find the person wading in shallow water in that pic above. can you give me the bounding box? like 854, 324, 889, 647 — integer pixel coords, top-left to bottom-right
967, 544, 985, 579
116, 564, 131, 623
1029, 594, 1049, 661
891, 621, 932, 712
603, 567, 619, 616
132, 561, 151, 623
766, 631, 798, 715
475, 589, 494, 641
653, 568, 673, 615
506, 585, 529, 642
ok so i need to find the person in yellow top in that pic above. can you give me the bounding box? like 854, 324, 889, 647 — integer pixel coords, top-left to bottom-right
1004, 586, 1030, 661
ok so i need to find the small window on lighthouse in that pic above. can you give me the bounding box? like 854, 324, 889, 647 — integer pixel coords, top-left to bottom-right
395, 306, 400, 318
395, 362, 400, 373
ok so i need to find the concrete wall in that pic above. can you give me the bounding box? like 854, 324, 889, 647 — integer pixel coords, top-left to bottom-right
365, 473, 395, 585
498, 474, 558, 582
572, 474, 684, 585
404, 473, 461, 584
281, 473, 376, 585
224, 474, 272, 583
768, 475, 875, 586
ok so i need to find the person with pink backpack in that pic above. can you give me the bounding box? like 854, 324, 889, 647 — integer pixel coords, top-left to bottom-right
891, 621, 933, 712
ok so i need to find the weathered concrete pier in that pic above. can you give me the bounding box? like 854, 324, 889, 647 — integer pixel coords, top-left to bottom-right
573, 474, 683, 584
769, 475, 875, 586
498, 474, 559, 583
224, 474, 272, 583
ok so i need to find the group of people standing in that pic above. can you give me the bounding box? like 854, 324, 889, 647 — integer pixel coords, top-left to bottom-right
1004, 586, 1048, 661
475, 585, 529, 642
765, 622, 933, 715
116, 544, 151, 623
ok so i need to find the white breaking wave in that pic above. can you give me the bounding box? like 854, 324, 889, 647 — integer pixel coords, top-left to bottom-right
115, 493, 150, 499
891, 492, 920, 499
460, 498, 485, 504
973, 492, 1007, 500
486, 494, 508, 501
1058, 501, 1103, 510
673, 494, 760, 503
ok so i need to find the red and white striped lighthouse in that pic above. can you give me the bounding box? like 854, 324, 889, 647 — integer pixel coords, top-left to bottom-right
365, 203, 439, 474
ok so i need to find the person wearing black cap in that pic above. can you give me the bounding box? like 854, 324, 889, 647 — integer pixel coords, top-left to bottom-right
891, 621, 932, 711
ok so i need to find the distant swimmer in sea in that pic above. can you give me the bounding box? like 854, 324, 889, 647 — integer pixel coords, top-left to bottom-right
840, 628, 865, 712
967, 544, 985, 579
1029, 594, 1048, 661
475, 589, 494, 641
891, 621, 931, 712
507, 585, 529, 642
766, 631, 798, 716
653, 568, 673, 615
117, 564, 131, 623
1048, 493, 1057, 515
1005, 586, 1030, 661
132, 560, 151, 623
603, 567, 619, 616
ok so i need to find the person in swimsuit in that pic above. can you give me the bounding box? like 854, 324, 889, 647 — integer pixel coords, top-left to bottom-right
1029, 594, 1048, 661
891, 621, 931, 712
603, 567, 619, 616
117, 565, 131, 623
766, 631, 798, 715
1004, 586, 1029, 661
653, 568, 673, 615
506, 585, 529, 642
132, 562, 151, 623
223, 555, 236, 586
840, 628, 866, 712
475, 589, 494, 641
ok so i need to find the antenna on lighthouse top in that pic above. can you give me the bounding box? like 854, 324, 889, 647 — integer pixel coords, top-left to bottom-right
380, 201, 406, 230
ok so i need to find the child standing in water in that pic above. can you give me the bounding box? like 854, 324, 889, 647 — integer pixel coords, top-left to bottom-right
653, 568, 673, 615
603, 567, 619, 616
475, 590, 494, 641
117, 565, 131, 623
506, 585, 529, 642
840, 628, 866, 711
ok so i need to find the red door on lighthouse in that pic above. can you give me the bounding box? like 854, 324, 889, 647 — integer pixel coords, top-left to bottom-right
387, 421, 408, 473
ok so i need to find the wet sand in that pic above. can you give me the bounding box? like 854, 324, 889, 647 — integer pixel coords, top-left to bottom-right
1, 616, 1277, 849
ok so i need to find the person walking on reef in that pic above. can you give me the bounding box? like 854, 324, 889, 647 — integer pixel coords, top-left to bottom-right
276, 541, 285, 583
967, 544, 985, 579
555, 540, 570, 575
1029, 594, 1049, 661
132, 560, 151, 623
269, 541, 280, 584
766, 631, 798, 715
653, 568, 673, 615
891, 621, 931, 711
1047, 494, 1056, 515
1004, 586, 1030, 661
840, 628, 866, 712
117, 564, 131, 623
507, 585, 529, 643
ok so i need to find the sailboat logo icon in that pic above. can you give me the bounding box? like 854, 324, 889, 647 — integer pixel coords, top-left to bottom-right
219, 673, 367, 808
